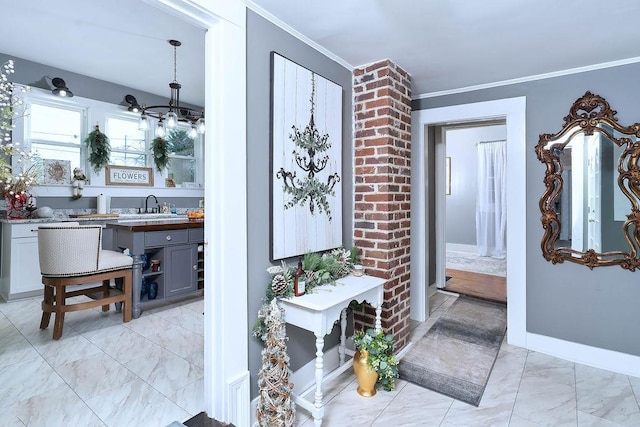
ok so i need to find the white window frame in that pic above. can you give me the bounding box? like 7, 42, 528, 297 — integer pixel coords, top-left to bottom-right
165, 124, 204, 187
105, 112, 149, 168
11, 85, 204, 196
18, 86, 88, 177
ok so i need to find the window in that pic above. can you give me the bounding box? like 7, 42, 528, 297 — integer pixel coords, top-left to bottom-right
26, 101, 84, 181
106, 116, 147, 167
166, 126, 201, 186
18, 86, 204, 190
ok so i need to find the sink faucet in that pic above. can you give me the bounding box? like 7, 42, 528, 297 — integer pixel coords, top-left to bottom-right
145, 194, 159, 213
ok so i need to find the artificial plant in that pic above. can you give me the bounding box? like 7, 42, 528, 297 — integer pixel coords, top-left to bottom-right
353, 328, 399, 392
84, 124, 110, 172
152, 136, 170, 172
252, 246, 358, 342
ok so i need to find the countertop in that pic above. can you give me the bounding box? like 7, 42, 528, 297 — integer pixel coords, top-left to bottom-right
105, 218, 204, 231
0, 213, 193, 225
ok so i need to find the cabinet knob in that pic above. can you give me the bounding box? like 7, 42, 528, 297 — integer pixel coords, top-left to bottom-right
166, 235, 172, 241
193, 265, 197, 270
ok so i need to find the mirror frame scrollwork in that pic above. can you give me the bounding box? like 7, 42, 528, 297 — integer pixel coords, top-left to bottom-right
535, 91, 640, 270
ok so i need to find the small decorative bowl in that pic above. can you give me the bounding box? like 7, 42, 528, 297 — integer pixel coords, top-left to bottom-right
353, 264, 364, 277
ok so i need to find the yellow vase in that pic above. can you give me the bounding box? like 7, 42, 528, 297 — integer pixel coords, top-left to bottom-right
353, 349, 379, 397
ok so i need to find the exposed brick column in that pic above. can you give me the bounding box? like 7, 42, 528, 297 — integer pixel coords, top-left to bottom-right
352, 60, 412, 351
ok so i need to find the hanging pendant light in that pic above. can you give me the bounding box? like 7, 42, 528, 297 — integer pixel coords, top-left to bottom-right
196, 117, 205, 134
155, 119, 166, 138
166, 111, 178, 128
138, 114, 149, 131
188, 124, 198, 139
124, 40, 204, 135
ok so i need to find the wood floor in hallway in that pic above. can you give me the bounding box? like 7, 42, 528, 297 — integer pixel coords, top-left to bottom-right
444, 268, 506, 303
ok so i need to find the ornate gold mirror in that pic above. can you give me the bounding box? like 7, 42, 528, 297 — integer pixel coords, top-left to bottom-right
536, 91, 640, 270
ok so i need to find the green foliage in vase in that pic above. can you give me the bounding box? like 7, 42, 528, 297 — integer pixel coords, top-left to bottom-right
152, 136, 170, 172
84, 124, 110, 173
353, 328, 399, 392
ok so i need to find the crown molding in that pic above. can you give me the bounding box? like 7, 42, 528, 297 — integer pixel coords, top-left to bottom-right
244, 1, 353, 71
414, 56, 640, 100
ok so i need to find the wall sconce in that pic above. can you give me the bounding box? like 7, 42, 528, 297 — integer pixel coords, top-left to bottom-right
124, 94, 141, 113
51, 77, 73, 97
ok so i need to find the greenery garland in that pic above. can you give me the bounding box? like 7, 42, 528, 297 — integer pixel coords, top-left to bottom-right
252, 246, 358, 342
152, 137, 170, 172
84, 124, 110, 172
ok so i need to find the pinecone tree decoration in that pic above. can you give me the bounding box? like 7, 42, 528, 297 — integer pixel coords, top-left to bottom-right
271, 274, 288, 296
256, 299, 296, 426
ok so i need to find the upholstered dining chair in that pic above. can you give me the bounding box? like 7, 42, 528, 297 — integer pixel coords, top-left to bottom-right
37, 223, 133, 339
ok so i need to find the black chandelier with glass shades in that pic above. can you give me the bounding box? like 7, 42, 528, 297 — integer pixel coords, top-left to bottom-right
125, 39, 204, 139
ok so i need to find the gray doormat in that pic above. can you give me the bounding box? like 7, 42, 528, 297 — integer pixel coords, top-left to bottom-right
399, 295, 507, 406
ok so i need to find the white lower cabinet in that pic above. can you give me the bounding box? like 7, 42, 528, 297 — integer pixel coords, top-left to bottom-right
1, 223, 42, 301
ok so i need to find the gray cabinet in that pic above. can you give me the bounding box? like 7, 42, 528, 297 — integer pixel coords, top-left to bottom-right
165, 244, 197, 297
108, 221, 204, 317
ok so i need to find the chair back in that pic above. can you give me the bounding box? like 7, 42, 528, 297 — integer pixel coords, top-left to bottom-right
38, 224, 102, 277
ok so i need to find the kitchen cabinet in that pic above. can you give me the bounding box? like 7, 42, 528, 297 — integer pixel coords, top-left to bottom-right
165, 244, 197, 297
0, 223, 41, 300
107, 219, 204, 318
0, 221, 114, 301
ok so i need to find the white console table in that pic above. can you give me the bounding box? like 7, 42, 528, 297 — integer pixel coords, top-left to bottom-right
279, 274, 385, 426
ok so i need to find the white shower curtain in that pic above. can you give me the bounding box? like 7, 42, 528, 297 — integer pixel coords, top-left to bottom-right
476, 140, 507, 258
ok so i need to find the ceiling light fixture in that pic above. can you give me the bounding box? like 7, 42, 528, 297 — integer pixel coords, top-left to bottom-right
125, 39, 204, 137
51, 77, 73, 97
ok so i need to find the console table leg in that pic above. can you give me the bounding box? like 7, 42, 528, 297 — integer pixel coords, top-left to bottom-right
339, 308, 347, 366
313, 336, 325, 425
375, 304, 382, 333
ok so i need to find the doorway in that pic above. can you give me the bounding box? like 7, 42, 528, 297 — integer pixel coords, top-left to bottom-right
441, 122, 507, 303
409, 96, 527, 348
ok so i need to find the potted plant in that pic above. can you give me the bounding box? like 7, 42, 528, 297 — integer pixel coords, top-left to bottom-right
352, 328, 399, 396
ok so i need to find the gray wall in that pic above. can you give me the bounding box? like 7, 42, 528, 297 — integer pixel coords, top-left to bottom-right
246, 10, 354, 397
0, 53, 201, 111
414, 63, 640, 357
445, 125, 506, 247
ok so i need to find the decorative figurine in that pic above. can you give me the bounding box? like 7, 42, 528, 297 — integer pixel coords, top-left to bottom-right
72, 167, 88, 199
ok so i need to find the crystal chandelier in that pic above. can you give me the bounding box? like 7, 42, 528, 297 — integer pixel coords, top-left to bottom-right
125, 39, 204, 138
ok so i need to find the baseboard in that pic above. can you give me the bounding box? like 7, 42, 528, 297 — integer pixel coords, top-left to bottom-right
526, 332, 640, 378
446, 243, 477, 254
226, 371, 250, 427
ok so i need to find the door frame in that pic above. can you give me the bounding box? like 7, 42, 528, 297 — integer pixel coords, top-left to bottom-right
145, 0, 250, 425
410, 96, 527, 348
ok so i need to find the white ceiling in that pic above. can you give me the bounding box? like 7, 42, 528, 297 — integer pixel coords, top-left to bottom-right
0, 0, 205, 105
249, 0, 640, 97
3, 0, 640, 103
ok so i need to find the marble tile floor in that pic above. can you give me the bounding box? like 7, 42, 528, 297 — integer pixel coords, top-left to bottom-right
2, 292, 640, 426
295, 292, 640, 426
0, 294, 205, 427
